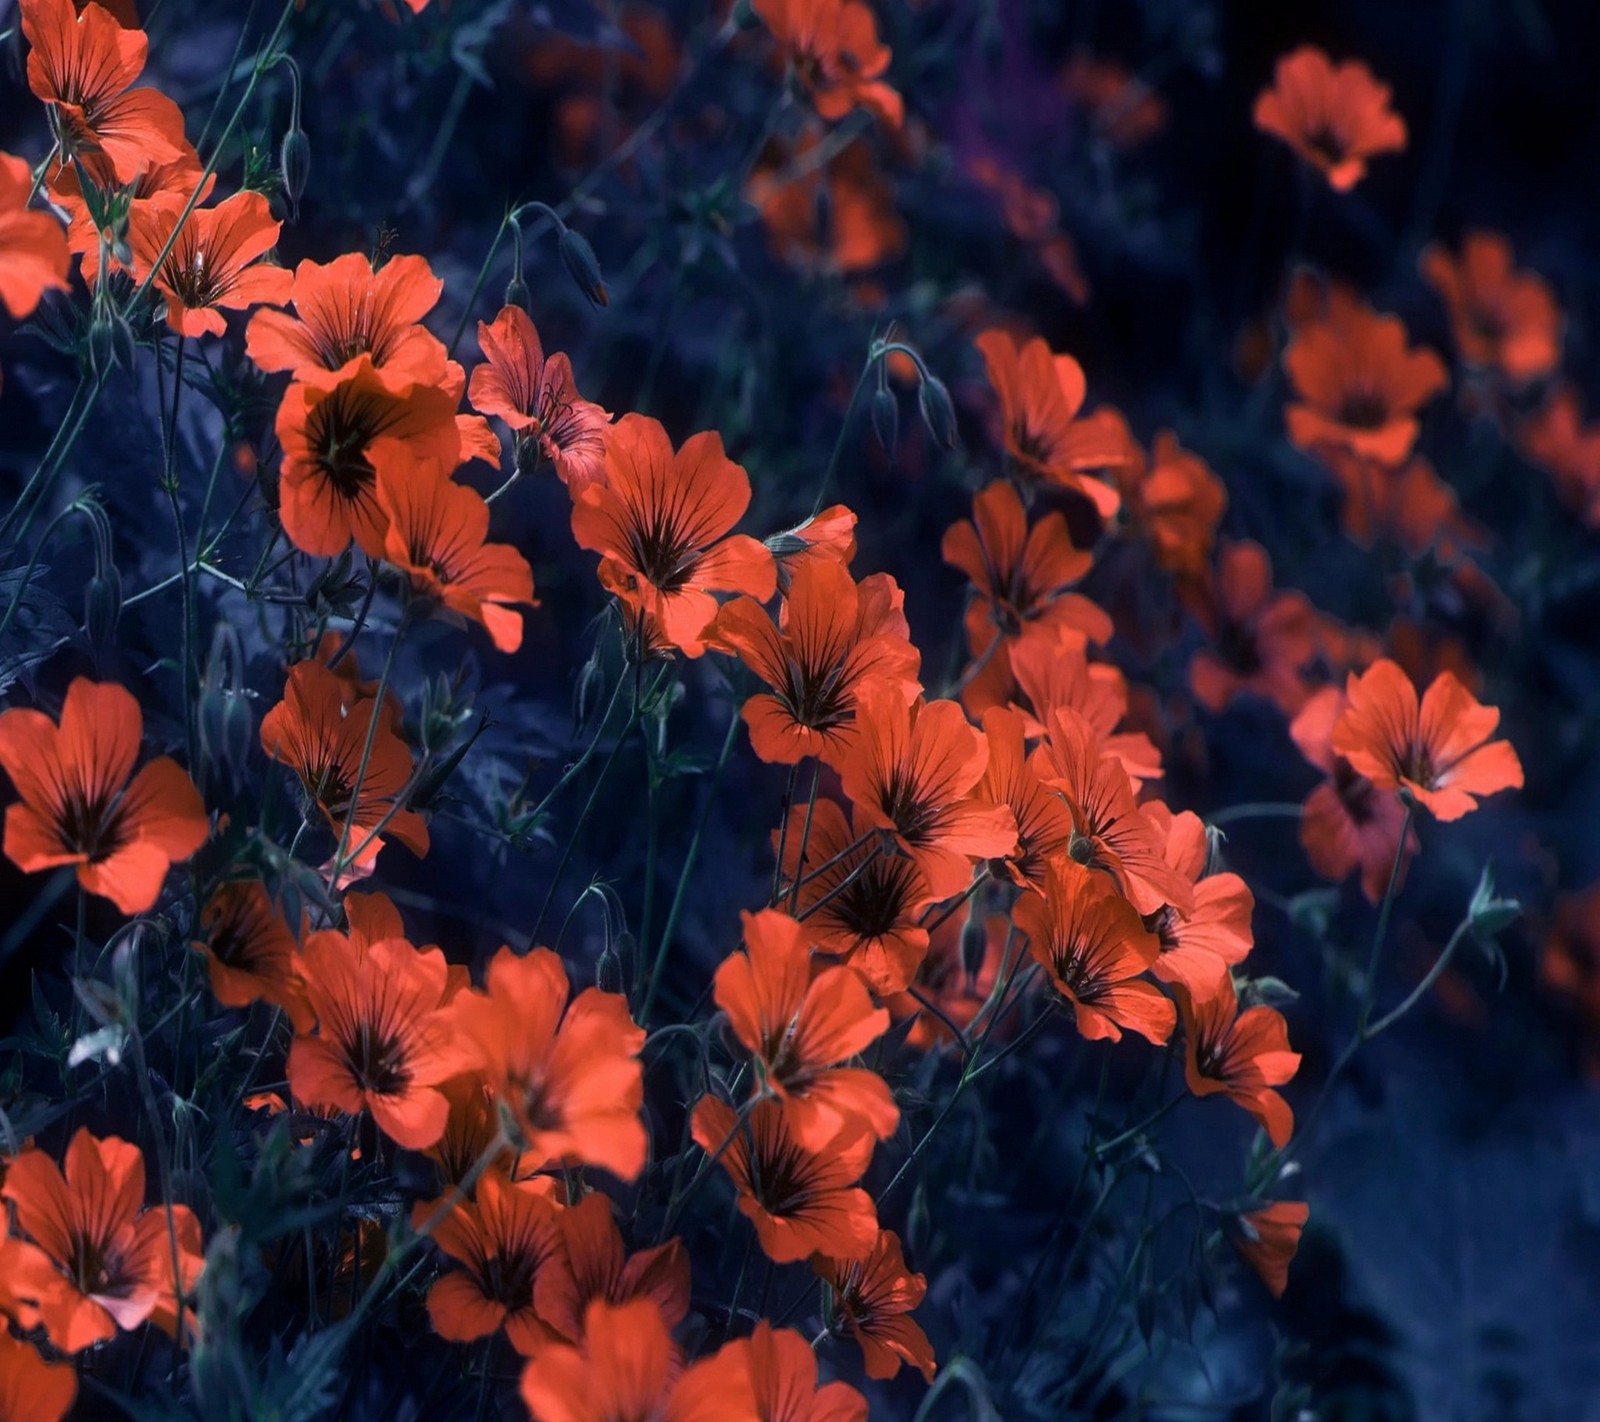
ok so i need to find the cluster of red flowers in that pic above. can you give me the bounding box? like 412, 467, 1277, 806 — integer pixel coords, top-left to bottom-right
0, 4, 1553, 1418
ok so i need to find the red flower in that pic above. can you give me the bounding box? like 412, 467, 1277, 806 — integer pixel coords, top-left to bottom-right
943, 480, 1112, 703
814, 1229, 936, 1383
1284, 302, 1448, 467
1521, 385, 1600, 523
0, 678, 208, 915
1176, 975, 1300, 1148
1032, 707, 1193, 917
468, 304, 611, 490
451, 946, 648, 1181
712, 559, 920, 768
50, 147, 206, 284
714, 909, 898, 1150
889, 912, 1008, 1052
1143, 806, 1254, 1001
287, 929, 470, 1150
0, 1331, 75, 1422
1118, 430, 1228, 580
419, 1173, 574, 1355
571, 415, 777, 657
977, 705, 1075, 891
0, 152, 69, 320
718, 1321, 868, 1422
976, 328, 1126, 515
1330, 659, 1523, 821
837, 686, 1016, 900
1420, 231, 1561, 384
1, 1129, 204, 1353
246, 251, 450, 392
21, 0, 187, 186
780, 797, 933, 995
1187, 541, 1318, 716
1252, 46, 1406, 191
259, 659, 429, 880
1014, 857, 1175, 1043
752, 0, 904, 130
374, 442, 537, 653
690, 1097, 878, 1264
1290, 686, 1415, 901
128, 191, 292, 338
193, 880, 313, 1029
546, 1193, 690, 1344
1319, 451, 1480, 557
1232, 1201, 1309, 1299
766, 504, 859, 587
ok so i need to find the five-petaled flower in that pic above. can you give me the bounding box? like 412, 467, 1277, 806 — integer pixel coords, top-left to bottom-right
1252, 45, 1406, 192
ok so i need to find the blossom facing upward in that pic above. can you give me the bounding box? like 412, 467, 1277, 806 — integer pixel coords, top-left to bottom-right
245, 251, 450, 392
1420, 231, 1562, 384
1, 1129, 204, 1354
1284, 303, 1448, 467
1252, 46, 1406, 191
1232, 1201, 1309, 1299
712, 559, 920, 768
1176, 976, 1300, 1147
128, 191, 293, 338
468, 304, 611, 489
1330, 659, 1523, 822
571, 414, 777, 657
0, 678, 208, 915
814, 1229, 936, 1383
20, 0, 188, 185
752, 0, 904, 131
0, 151, 70, 320
450, 946, 648, 1180
713, 909, 899, 1150
373, 442, 537, 653
976, 329, 1126, 515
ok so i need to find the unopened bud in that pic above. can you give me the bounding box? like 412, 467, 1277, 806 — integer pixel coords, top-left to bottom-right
597, 933, 630, 994
88, 311, 135, 375
514, 432, 543, 479
280, 125, 311, 219
917, 374, 959, 450
960, 913, 987, 982
871, 386, 899, 455
504, 272, 531, 312
84, 570, 122, 651
559, 227, 609, 308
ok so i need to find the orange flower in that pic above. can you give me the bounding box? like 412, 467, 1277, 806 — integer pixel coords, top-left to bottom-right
20, 0, 187, 186
975, 329, 1125, 515
1232, 1201, 1308, 1299
545, 1193, 690, 1344
752, 0, 903, 130
977, 705, 1075, 891
1186, 541, 1318, 716
1290, 686, 1415, 902
1284, 302, 1448, 467
373, 443, 537, 653
0, 678, 207, 915
1, 1129, 204, 1353
246, 252, 450, 392
1142, 806, 1254, 1000
571, 415, 777, 657
889, 911, 1008, 1052
259, 660, 429, 879
780, 797, 933, 994
193, 880, 313, 1029
520, 1297, 752, 1422
717, 1321, 868, 1422
1032, 707, 1193, 916
1330, 659, 1522, 822
751, 134, 907, 278
766, 503, 858, 587
274, 357, 490, 559
943, 480, 1112, 699
712, 560, 920, 768
468, 304, 611, 490
1014, 857, 1174, 1043
1061, 51, 1167, 149
837, 686, 1015, 900
714, 909, 898, 1150
451, 946, 647, 1180
1420, 231, 1561, 384
1252, 46, 1405, 191
128, 191, 292, 338
814, 1229, 936, 1383
1175, 976, 1299, 1147
50, 147, 206, 284
0, 1330, 75, 1422
427, 1074, 504, 1193
419, 1172, 574, 1356
1319, 451, 1479, 556
690, 1097, 878, 1264
1521, 384, 1600, 523
287, 929, 470, 1150
0, 152, 69, 320
1118, 431, 1228, 580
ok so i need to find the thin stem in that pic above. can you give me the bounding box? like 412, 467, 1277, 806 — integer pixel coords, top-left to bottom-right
329, 608, 408, 882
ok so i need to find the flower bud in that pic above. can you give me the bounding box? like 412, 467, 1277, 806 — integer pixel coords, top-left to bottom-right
514, 432, 543, 479
280, 124, 311, 220
88, 310, 135, 375
597, 932, 631, 994
918, 374, 960, 450
504, 272, 531, 311
871, 386, 899, 455
83, 568, 122, 652
961, 912, 987, 982
559, 227, 609, 308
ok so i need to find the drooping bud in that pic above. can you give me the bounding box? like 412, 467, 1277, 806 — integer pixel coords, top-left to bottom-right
918, 373, 960, 450
280, 125, 310, 221
504, 272, 530, 311
88, 309, 135, 375
84, 569, 122, 653
871, 385, 899, 455
960, 911, 987, 983
559, 226, 609, 308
